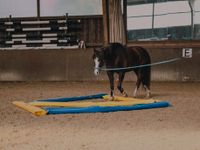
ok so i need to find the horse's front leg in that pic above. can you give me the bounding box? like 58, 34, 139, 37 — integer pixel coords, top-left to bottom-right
107, 71, 114, 99
117, 72, 128, 97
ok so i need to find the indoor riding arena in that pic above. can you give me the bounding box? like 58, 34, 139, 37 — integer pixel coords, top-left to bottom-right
1, 0, 200, 150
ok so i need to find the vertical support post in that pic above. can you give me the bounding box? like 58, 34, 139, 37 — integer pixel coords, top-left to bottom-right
37, 0, 40, 19
37, 0, 41, 40
152, 1, 155, 38
123, 0, 127, 44
188, 0, 195, 39
102, 0, 109, 45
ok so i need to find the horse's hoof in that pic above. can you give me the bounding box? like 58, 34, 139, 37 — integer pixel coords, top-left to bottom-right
122, 91, 128, 97
145, 93, 151, 99
108, 96, 115, 101
145, 92, 151, 99
146, 96, 151, 99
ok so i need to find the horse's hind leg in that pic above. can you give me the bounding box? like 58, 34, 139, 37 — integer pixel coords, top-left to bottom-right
117, 72, 128, 97
143, 85, 151, 98
141, 68, 151, 98
134, 71, 142, 98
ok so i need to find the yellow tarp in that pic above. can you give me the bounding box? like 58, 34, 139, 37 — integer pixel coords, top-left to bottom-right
12, 101, 47, 116
103, 95, 159, 102
30, 99, 158, 108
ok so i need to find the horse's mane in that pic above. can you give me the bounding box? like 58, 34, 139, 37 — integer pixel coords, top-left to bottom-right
104, 43, 127, 58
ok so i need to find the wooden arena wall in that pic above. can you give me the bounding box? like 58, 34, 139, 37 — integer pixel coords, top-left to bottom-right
0, 42, 200, 81
0, 15, 200, 81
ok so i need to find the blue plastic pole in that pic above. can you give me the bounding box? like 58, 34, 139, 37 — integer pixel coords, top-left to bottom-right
37, 93, 107, 102
44, 101, 170, 114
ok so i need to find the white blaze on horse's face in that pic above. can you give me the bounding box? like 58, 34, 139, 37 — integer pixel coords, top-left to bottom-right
94, 57, 100, 76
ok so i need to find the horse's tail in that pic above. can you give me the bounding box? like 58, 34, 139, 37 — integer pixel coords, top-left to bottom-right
142, 65, 151, 89
141, 52, 151, 89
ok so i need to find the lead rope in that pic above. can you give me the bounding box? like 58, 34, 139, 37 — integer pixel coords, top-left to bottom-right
95, 57, 181, 71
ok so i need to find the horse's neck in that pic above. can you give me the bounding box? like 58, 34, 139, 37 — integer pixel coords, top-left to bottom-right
104, 49, 128, 67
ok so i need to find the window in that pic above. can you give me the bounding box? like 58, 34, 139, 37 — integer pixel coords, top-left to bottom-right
127, 4, 153, 30
127, 0, 200, 41
0, 0, 36, 17
194, 0, 200, 39
40, 0, 102, 16
0, 0, 102, 18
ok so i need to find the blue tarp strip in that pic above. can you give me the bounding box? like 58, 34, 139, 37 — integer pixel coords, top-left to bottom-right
44, 101, 170, 114
37, 93, 107, 102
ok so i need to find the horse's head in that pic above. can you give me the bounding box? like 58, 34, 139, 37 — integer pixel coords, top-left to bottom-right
93, 48, 105, 76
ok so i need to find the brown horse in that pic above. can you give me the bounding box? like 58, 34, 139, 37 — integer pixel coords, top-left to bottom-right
93, 43, 151, 98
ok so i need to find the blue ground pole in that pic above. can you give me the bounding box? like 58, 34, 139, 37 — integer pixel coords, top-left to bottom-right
44, 101, 170, 114
37, 93, 107, 102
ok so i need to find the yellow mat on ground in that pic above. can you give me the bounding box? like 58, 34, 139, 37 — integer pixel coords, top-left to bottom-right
29, 99, 158, 108
103, 95, 159, 102
12, 101, 47, 116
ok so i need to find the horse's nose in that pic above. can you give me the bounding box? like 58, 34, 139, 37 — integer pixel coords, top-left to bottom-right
94, 69, 99, 76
